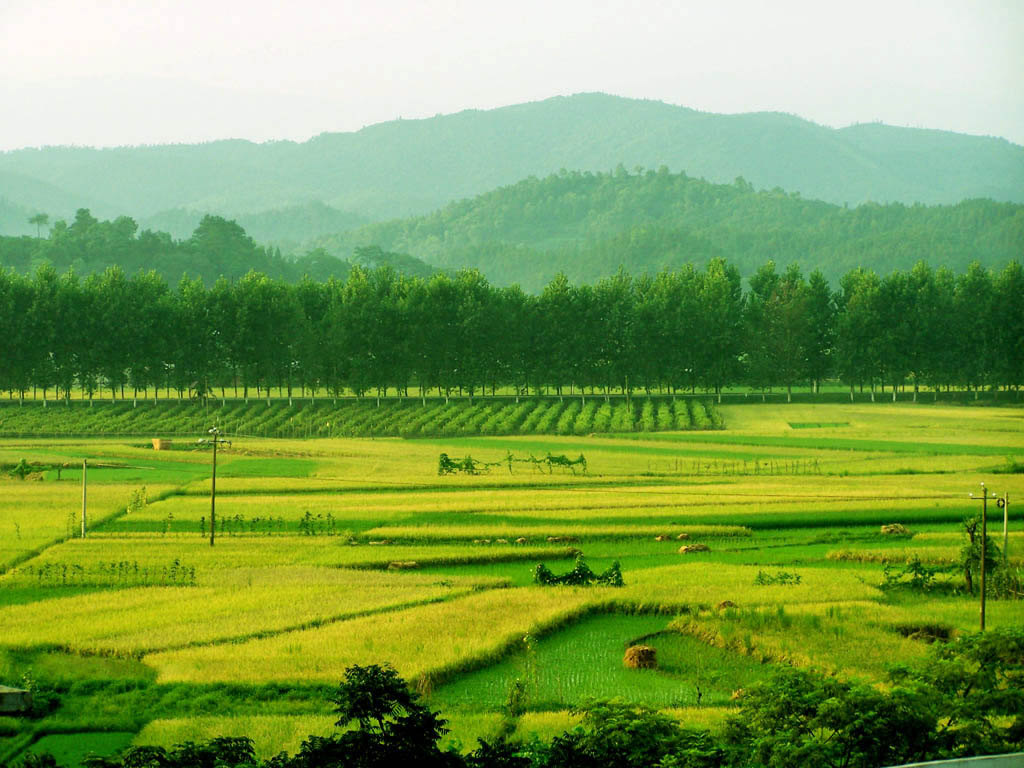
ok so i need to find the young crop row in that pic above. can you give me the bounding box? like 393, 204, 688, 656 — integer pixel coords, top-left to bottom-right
0, 397, 723, 439
11, 558, 197, 588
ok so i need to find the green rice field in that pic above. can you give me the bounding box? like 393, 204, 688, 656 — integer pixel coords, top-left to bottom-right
1, 400, 1022, 763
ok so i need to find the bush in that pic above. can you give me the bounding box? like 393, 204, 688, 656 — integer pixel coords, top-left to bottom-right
657, 401, 674, 430
556, 402, 581, 435
534, 556, 623, 587
673, 399, 691, 430
592, 403, 613, 432
724, 668, 935, 768
573, 401, 597, 434
610, 401, 635, 431
688, 400, 711, 429
639, 400, 656, 431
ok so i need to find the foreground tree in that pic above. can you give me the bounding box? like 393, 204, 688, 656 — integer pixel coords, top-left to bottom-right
724, 668, 935, 768
292, 663, 462, 768
890, 627, 1024, 758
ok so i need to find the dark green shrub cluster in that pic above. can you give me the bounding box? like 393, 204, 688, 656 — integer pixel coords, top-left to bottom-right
753, 570, 802, 586
533, 556, 623, 587
882, 556, 941, 592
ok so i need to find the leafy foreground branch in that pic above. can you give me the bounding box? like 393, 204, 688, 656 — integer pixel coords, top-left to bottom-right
19, 628, 1024, 768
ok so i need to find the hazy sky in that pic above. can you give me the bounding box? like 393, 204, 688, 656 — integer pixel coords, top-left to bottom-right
1, 0, 1021, 150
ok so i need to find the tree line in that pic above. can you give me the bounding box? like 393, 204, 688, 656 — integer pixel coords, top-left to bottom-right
0, 258, 1021, 403
1, 208, 434, 287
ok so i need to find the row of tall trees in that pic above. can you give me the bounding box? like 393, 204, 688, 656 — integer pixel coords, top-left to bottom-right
0, 259, 1021, 402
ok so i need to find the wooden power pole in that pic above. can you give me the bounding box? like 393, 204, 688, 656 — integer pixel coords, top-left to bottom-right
81, 458, 87, 538
199, 427, 231, 546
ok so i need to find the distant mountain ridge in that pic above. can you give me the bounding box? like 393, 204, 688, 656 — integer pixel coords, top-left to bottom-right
0, 93, 1021, 240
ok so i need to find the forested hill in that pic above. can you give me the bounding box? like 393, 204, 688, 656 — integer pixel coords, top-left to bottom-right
307, 169, 1024, 291
1, 93, 1022, 238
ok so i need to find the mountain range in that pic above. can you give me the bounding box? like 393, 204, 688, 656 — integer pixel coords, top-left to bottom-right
1, 92, 1022, 244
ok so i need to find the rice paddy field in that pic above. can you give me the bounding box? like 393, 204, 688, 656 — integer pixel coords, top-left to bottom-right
1, 400, 1022, 764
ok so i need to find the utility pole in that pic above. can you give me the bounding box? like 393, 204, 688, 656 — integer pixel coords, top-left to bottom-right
998, 493, 1009, 562
969, 482, 997, 631
198, 427, 231, 546
81, 458, 87, 538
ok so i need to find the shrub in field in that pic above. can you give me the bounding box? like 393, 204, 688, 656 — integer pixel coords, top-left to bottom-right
639, 399, 656, 431
881, 557, 940, 592
707, 402, 724, 429
533, 402, 564, 434
479, 402, 518, 435
753, 570, 802, 586
497, 401, 535, 434
440, 404, 479, 436
573, 401, 597, 434
555, 401, 581, 435
518, 401, 551, 433
398, 402, 448, 437
534, 556, 623, 586
460, 404, 496, 435
419, 404, 462, 436
591, 403, 613, 432
688, 400, 712, 429
656, 401, 674, 430
610, 401, 635, 431
673, 399, 691, 430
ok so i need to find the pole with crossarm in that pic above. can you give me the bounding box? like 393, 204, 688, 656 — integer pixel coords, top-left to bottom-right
198, 427, 231, 546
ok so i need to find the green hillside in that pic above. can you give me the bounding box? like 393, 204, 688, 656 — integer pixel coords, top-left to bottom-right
1, 93, 1021, 239
308, 168, 1024, 290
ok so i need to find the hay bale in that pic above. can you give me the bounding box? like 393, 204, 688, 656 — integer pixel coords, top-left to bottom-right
387, 561, 419, 570
881, 523, 910, 535
716, 600, 737, 610
676, 533, 690, 540
623, 645, 657, 669
679, 544, 710, 554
